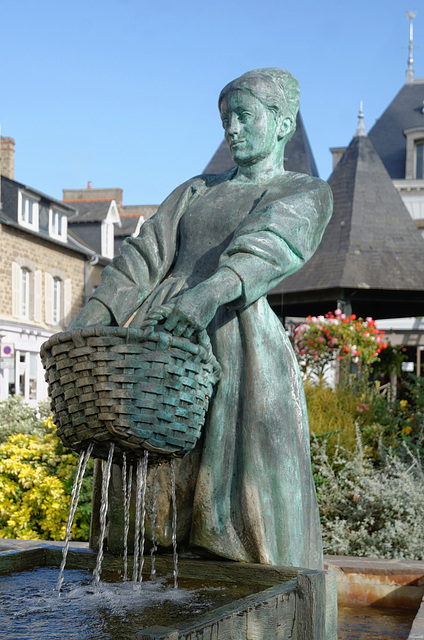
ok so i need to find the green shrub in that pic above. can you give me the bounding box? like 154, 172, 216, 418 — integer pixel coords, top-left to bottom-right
305, 377, 384, 456
312, 430, 424, 559
0, 396, 50, 443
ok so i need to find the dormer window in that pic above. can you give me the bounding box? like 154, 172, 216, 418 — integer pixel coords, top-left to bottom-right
18, 192, 39, 231
404, 128, 424, 180
49, 208, 67, 241
102, 220, 114, 259
416, 141, 424, 179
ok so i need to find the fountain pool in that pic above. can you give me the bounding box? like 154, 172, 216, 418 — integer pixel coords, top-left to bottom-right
0, 544, 332, 639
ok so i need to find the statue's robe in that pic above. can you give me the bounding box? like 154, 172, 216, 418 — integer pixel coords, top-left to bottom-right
92, 168, 332, 569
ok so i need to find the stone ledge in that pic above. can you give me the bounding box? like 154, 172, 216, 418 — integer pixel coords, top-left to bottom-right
408, 596, 424, 639
325, 554, 424, 575
324, 554, 424, 609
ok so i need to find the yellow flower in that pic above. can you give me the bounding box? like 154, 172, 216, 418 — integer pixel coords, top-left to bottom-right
43, 416, 56, 431
402, 426, 413, 435
400, 399, 408, 409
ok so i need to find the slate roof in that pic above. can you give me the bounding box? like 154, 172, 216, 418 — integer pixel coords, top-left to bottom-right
113, 206, 158, 255
116, 215, 140, 238
203, 112, 319, 177
114, 206, 158, 238
0, 175, 95, 257
368, 79, 424, 179
277, 130, 424, 296
67, 200, 112, 223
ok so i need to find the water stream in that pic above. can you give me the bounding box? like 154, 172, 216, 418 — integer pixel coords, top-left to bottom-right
121, 454, 133, 582
150, 464, 160, 580
133, 450, 149, 584
170, 458, 178, 589
93, 444, 115, 587
57, 446, 180, 594
56, 443, 93, 594
138, 451, 149, 583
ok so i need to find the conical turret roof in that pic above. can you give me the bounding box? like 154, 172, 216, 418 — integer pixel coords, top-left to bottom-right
203, 112, 319, 177
270, 129, 424, 317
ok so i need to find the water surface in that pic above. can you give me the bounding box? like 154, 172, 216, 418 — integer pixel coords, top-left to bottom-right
337, 604, 415, 639
0, 565, 260, 639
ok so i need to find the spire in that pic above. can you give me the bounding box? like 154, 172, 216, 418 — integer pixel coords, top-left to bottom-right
279, 132, 424, 296
355, 101, 366, 137
406, 10, 416, 84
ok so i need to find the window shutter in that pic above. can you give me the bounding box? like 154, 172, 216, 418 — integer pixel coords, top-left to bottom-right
45, 273, 53, 324
64, 279, 72, 327
12, 262, 20, 318
34, 270, 42, 322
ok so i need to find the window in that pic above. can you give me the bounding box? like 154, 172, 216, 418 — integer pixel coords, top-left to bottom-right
12, 263, 34, 320
29, 353, 38, 400
52, 277, 61, 325
18, 192, 39, 231
20, 268, 30, 319
12, 263, 41, 321
416, 141, 424, 179
12, 351, 38, 402
49, 209, 67, 241
45, 273, 71, 326
102, 220, 114, 258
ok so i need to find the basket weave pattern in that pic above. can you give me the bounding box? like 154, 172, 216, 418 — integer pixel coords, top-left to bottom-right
40, 325, 221, 460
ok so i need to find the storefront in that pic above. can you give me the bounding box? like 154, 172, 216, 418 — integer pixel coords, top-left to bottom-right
0, 322, 52, 406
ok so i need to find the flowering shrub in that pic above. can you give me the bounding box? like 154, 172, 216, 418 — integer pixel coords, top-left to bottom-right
294, 310, 388, 381
367, 374, 424, 460
0, 401, 92, 541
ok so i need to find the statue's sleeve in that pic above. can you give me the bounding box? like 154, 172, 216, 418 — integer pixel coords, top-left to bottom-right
217, 177, 333, 307
91, 179, 199, 325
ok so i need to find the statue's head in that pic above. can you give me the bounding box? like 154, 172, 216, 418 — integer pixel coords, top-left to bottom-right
218, 68, 300, 168
219, 69, 299, 138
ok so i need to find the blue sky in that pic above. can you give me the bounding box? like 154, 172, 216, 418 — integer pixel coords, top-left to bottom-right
0, 1, 420, 205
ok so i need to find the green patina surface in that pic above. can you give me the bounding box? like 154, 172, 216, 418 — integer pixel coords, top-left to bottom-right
65, 68, 332, 569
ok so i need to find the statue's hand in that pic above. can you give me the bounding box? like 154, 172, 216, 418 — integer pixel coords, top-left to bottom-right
163, 283, 219, 338
68, 299, 113, 329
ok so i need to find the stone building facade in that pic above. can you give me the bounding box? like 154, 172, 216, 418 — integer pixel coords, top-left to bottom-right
0, 139, 107, 405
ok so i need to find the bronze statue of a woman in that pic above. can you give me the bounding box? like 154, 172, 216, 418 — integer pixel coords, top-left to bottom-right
70, 68, 333, 569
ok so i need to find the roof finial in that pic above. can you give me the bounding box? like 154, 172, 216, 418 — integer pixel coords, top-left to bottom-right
355, 101, 366, 137
406, 10, 416, 84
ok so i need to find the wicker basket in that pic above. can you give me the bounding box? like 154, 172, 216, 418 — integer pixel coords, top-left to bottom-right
40, 312, 221, 461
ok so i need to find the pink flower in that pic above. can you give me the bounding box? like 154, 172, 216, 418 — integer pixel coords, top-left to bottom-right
335, 309, 342, 316
318, 337, 324, 343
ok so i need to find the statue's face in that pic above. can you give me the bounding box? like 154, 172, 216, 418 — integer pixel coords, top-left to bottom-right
220, 89, 281, 166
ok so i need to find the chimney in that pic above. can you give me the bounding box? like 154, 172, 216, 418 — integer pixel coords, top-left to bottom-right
0, 136, 15, 180
329, 146, 347, 171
